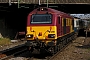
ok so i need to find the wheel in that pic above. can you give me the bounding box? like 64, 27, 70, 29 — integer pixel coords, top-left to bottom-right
48, 47, 55, 55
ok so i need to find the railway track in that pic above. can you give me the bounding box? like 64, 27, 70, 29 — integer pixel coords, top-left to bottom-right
49, 41, 72, 60
0, 43, 73, 60
0, 44, 27, 60
25, 42, 72, 60
0, 35, 76, 60
0, 54, 14, 60
28, 57, 47, 60
26, 39, 74, 60
0, 49, 27, 60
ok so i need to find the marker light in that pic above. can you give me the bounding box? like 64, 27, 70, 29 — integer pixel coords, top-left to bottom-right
34, 37, 36, 39
45, 36, 48, 39
30, 27, 32, 31
41, 8, 43, 11
50, 26, 52, 31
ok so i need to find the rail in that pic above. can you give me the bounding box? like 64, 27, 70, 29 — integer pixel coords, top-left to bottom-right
0, 44, 26, 60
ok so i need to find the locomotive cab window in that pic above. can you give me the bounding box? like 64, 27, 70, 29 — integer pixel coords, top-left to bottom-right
30, 14, 52, 24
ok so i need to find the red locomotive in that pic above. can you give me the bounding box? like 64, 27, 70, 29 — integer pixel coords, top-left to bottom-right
25, 7, 75, 54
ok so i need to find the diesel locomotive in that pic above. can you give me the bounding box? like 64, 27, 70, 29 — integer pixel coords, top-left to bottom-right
25, 7, 75, 54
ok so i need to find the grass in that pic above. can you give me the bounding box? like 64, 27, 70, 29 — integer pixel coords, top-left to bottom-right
0, 38, 11, 45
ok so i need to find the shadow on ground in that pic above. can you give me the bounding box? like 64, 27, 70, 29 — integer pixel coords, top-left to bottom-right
75, 45, 90, 49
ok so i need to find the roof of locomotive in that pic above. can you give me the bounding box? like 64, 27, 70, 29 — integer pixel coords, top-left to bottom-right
29, 7, 73, 18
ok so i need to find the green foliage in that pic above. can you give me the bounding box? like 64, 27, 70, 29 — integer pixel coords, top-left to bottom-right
0, 38, 11, 45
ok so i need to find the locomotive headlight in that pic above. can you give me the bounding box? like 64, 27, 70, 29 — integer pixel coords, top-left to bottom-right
27, 35, 31, 37
27, 34, 33, 38
48, 34, 55, 38
77, 27, 80, 30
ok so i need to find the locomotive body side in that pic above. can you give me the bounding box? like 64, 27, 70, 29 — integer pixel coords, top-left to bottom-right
25, 7, 75, 54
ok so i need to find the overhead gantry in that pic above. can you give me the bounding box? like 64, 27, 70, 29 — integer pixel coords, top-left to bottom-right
0, 0, 90, 4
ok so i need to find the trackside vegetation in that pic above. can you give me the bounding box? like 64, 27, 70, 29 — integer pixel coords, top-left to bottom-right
0, 38, 11, 45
